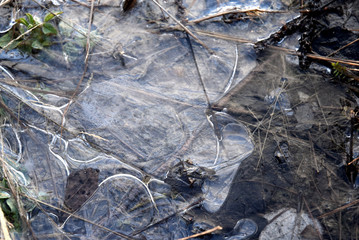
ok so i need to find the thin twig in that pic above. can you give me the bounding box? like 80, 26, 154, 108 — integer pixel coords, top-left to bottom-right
186, 35, 211, 108
60, 0, 96, 133
150, 0, 213, 54
186, 34, 221, 141
347, 156, 359, 165
303, 197, 323, 240
178, 226, 223, 240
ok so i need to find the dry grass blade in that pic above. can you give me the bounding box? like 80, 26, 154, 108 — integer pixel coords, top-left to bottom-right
0, 206, 11, 240
69, 0, 92, 8
132, 197, 203, 236
308, 132, 319, 173
327, 38, 359, 57
195, 30, 253, 44
0, 95, 26, 127
308, 54, 359, 67
267, 46, 359, 67
188, 8, 287, 24
318, 198, 359, 219
0, 0, 11, 7
303, 197, 323, 240
0, 79, 72, 97
178, 226, 222, 240
0, 131, 35, 238
0, 23, 42, 55
79, 131, 109, 141
256, 81, 287, 169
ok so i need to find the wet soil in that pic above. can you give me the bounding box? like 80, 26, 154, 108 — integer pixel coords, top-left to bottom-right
206, 0, 359, 237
